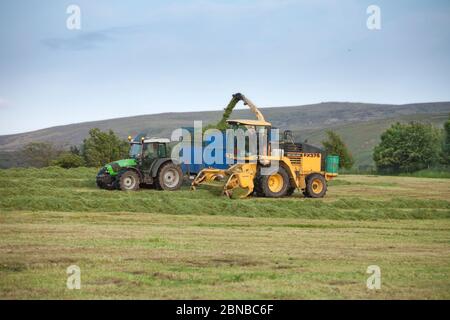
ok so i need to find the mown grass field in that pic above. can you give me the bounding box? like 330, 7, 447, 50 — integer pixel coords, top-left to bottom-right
0, 167, 449, 299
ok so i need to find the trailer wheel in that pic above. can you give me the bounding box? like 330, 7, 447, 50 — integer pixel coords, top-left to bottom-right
118, 170, 140, 191
305, 173, 327, 198
260, 167, 289, 198
155, 162, 183, 191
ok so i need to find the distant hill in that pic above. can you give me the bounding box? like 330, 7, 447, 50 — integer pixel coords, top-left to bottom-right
1, 101, 449, 169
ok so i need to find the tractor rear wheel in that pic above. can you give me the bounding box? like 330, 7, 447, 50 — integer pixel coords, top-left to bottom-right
155, 162, 183, 191
118, 170, 140, 191
260, 167, 290, 198
305, 173, 327, 198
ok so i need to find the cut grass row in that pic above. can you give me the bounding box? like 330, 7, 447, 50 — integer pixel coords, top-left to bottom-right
1, 167, 449, 220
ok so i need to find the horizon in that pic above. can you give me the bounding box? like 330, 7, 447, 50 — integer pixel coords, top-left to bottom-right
1, 0, 450, 135
1, 99, 449, 137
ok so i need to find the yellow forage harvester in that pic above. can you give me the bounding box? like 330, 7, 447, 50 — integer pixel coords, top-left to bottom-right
191, 93, 339, 198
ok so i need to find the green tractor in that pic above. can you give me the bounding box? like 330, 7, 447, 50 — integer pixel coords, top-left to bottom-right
96, 137, 183, 191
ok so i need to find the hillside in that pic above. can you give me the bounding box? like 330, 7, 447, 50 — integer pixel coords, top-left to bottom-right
0, 101, 449, 168
294, 112, 450, 169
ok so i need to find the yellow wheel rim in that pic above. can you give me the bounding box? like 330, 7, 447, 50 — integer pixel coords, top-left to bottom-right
311, 178, 324, 194
268, 173, 284, 193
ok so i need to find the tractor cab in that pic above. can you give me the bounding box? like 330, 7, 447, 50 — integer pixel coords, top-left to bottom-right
129, 137, 170, 163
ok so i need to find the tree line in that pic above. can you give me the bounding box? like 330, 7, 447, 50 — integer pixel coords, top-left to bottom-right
20, 128, 129, 169
321, 115, 450, 173
18, 115, 450, 174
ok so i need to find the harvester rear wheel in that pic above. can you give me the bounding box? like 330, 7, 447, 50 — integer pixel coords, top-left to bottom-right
260, 167, 289, 198
155, 162, 183, 191
305, 173, 327, 198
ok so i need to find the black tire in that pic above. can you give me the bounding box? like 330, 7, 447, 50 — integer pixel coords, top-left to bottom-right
96, 168, 116, 190
118, 170, 140, 191
155, 162, 183, 191
97, 180, 116, 190
96, 179, 105, 189
305, 173, 327, 198
259, 167, 290, 198
286, 186, 296, 196
253, 169, 265, 197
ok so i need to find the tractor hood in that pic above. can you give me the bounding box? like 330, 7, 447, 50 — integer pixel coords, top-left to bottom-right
103, 158, 137, 176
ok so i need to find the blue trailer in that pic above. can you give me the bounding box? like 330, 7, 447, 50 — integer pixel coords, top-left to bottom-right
178, 127, 231, 176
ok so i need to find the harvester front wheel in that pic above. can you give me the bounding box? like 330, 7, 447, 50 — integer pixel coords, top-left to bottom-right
118, 170, 140, 191
156, 162, 183, 191
305, 173, 327, 198
260, 167, 289, 198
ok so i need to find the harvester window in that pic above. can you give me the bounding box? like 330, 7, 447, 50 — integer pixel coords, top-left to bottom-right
257, 126, 268, 157
228, 124, 258, 159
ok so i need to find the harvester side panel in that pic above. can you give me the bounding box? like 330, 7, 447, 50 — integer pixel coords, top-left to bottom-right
299, 153, 322, 174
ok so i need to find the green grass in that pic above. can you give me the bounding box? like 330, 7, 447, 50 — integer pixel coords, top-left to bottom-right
335, 168, 450, 179
0, 167, 450, 299
1, 212, 449, 299
399, 168, 450, 179
1, 167, 449, 220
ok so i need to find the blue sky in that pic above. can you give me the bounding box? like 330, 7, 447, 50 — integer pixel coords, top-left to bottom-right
0, 0, 449, 135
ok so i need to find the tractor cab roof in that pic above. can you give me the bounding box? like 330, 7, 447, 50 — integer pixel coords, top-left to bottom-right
132, 137, 170, 144
227, 119, 272, 127
143, 137, 170, 143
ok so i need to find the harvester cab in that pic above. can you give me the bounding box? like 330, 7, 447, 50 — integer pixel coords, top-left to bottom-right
96, 136, 183, 192
191, 93, 339, 198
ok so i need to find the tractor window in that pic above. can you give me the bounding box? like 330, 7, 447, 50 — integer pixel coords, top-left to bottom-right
143, 143, 158, 159
157, 143, 167, 158
129, 143, 142, 158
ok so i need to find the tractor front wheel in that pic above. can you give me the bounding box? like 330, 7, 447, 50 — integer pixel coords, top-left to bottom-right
118, 170, 140, 191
